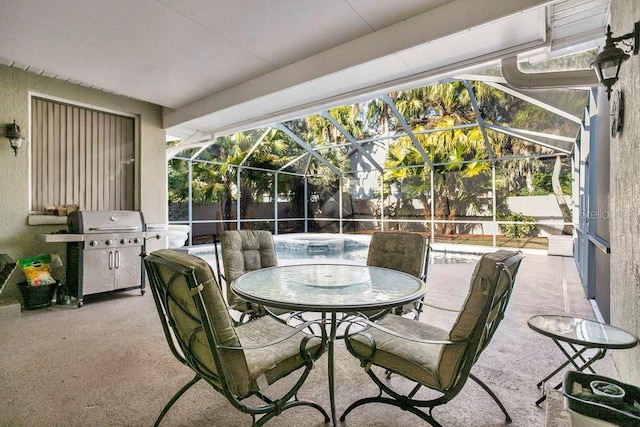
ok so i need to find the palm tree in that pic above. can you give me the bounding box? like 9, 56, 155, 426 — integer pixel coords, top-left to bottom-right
382, 83, 492, 234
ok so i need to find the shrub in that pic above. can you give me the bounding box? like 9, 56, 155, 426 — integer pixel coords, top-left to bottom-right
253, 221, 275, 232
498, 212, 537, 238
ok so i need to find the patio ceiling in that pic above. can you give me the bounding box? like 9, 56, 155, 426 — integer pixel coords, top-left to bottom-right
0, 0, 608, 140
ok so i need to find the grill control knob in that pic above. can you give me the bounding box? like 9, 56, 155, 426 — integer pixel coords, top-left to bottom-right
120, 239, 128, 245
89, 240, 98, 247
105, 239, 113, 246
133, 238, 141, 244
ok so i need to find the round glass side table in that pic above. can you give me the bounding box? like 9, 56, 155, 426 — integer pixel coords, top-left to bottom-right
527, 314, 638, 405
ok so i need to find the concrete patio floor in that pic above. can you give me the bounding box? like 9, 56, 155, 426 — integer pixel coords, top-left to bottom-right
0, 251, 621, 426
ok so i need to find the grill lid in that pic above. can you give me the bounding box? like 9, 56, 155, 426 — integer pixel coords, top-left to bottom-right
68, 210, 145, 234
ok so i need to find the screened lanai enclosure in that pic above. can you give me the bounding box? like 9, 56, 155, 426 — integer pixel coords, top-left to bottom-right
168, 58, 593, 250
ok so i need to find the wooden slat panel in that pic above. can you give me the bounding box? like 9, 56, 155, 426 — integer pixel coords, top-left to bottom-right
123, 117, 135, 210
91, 110, 99, 210
46, 101, 53, 205
31, 99, 40, 209
99, 111, 105, 210
78, 107, 87, 210
72, 107, 79, 207
112, 116, 119, 209
64, 106, 72, 203
54, 102, 62, 205
30, 97, 135, 212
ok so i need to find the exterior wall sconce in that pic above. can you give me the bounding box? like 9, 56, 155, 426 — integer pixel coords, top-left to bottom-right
590, 22, 640, 100
5, 120, 25, 156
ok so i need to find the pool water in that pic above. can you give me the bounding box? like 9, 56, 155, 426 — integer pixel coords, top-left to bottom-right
276, 246, 369, 261
275, 246, 478, 264
193, 235, 480, 265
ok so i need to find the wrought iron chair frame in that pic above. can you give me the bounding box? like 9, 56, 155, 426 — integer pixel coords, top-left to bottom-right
144, 251, 329, 426
341, 251, 524, 426
0, 253, 17, 294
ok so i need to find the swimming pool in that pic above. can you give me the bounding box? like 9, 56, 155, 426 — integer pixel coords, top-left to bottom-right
275, 246, 479, 264
190, 233, 480, 265
272, 234, 479, 264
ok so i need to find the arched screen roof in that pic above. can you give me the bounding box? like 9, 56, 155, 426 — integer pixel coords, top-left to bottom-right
169, 61, 589, 178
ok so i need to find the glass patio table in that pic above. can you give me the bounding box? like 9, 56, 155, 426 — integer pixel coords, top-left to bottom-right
232, 263, 426, 426
527, 314, 638, 405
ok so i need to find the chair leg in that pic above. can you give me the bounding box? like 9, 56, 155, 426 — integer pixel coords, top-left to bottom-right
469, 373, 512, 423
254, 398, 330, 426
248, 358, 330, 426
340, 395, 442, 427
340, 368, 443, 426
154, 374, 202, 427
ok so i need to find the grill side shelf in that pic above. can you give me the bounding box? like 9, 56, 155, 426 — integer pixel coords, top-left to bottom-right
36, 234, 85, 243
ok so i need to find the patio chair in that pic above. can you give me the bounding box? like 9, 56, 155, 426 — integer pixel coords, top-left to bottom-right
216, 230, 279, 322
1, 253, 17, 294
341, 250, 524, 426
143, 249, 329, 427
366, 231, 430, 319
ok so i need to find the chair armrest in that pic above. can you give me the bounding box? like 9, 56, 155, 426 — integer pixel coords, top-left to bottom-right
346, 316, 465, 346
217, 320, 321, 351
420, 301, 461, 313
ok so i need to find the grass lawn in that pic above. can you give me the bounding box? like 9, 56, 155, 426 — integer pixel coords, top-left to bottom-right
433, 234, 549, 250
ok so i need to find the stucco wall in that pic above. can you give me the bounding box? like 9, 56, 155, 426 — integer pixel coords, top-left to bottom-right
0, 65, 166, 301
609, 0, 640, 385
507, 194, 570, 236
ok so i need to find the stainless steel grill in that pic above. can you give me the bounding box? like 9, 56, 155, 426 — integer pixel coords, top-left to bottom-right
40, 210, 161, 307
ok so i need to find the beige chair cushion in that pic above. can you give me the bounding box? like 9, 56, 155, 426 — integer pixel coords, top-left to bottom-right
448, 250, 518, 341
237, 316, 322, 389
439, 249, 518, 389
149, 249, 320, 398
366, 232, 426, 278
149, 249, 251, 396
365, 232, 428, 317
349, 314, 449, 389
221, 230, 278, 280
349, 250, 519, 391
220, 230, 278, 308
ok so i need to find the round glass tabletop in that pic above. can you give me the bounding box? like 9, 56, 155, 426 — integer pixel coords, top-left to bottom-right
231, 264, 426, 312
527, 315, 638, 349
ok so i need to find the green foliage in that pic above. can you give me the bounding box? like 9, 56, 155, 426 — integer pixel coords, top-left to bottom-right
168, 158, 189, 202
382, 85, 494, 234
167, 116, 354, 223
253, 222, 275, 232
498, 212, 537, 238
168, 77, 580, 235
533, 172, 572, 195
517, 171, 572, 196
531, 172, 552, 194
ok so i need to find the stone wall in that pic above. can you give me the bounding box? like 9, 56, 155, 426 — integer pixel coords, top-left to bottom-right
609, 0, 640, 386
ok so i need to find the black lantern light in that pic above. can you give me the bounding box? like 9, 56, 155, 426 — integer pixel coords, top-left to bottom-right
590, 22, 640, 100
5, 120, 25, 156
